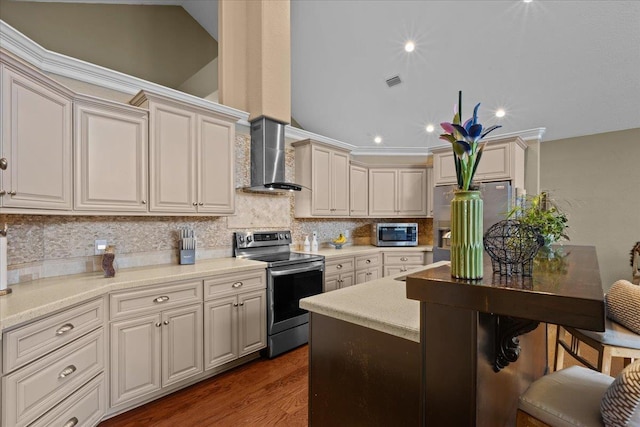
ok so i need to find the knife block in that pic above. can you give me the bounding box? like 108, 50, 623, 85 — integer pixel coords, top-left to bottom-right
180, 249, 195, 265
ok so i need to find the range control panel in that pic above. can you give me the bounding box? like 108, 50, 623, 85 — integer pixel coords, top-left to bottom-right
234, 230, 292, 249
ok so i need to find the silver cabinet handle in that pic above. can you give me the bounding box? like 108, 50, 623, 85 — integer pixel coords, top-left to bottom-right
59, 365, 77, 378
163, 320, 169, 325
0, 157, 7, 170
56, 323, 75, 335
155, 322, 161, 327
192, 202, 197, 206
400, 257, 408, 261
8, 191, 16, 196
63, 417, 79, 427
153, 296, 170, 303
366, 259, 371, 264
336, 264, 343, 270
141, 200, 147, 205
0, 190, 5, 196
233, 303, 238, 307
232, 281, 243, 288
239, 302, 244, 306
198, 202, 203, 206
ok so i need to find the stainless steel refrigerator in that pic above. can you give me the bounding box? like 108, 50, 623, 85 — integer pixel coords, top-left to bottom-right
433, 181, 512, 262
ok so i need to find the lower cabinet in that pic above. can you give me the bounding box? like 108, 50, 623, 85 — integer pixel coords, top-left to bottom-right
204, 289, 266, 370
382, 251, 427, 276
203, 270, 267, 371
355, 253, 382, 285
324, 256, 356, 292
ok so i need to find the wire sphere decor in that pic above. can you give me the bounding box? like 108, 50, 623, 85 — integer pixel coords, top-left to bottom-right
483, 220, 544, 276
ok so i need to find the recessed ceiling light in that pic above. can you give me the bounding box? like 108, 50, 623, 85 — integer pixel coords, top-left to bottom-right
374, 136, 382, 144
426, 124, 435, 133
495, 109, 506, 118
404, 41, 415, 53
523, 0, 533, 3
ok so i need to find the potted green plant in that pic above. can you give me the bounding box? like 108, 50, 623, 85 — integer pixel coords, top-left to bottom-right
507, 192, 569, 247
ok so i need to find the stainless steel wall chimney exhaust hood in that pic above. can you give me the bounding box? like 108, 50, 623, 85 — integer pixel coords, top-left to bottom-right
246, 116, 302, 192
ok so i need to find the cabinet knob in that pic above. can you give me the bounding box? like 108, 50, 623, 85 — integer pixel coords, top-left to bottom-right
56, 323, 75, 335
141, 200, 147, 205
63, 417, 79, 427
8, 190, 16, 196
233, 303, 239, 307
0, 158, 7, 170
198, 202, 204, 206
400, 257, 408, 261
232, 281, 243, 288
366, 259, 371, 264
239, 302, 244, 306
163, 320, 170, 325
336, 264, 342, 270
0, 190, 5, 196
192, 202, 198, 206
153, 295, 170, 303
58, 365, 77, 378
155, 322, 162, 327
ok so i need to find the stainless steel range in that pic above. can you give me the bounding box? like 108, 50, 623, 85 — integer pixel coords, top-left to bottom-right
234, 230, 324, 358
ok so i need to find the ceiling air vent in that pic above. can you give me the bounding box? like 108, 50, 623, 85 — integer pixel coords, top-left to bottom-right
386, 75, 402, 87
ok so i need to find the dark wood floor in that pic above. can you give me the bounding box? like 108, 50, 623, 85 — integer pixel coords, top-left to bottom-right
100, 345, 308, 427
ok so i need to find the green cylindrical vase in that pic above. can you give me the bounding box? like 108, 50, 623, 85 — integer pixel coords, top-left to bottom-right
450, 190, 483, 279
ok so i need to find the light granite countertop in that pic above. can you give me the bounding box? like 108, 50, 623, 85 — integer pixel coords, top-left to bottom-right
296, 244, 433, 259
0, 258, 266, 333
300, 260, 449, 343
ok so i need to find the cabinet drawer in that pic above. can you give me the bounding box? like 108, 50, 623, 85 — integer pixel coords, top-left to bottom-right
110, 280, 202, 320
29, 372, 106, 427
355, 253, 381, 270
3, 298, 104, 373
325, 257, 355, 275
383, 252, 425, 265
204, 270, 266, 300
3, 329, 104, 427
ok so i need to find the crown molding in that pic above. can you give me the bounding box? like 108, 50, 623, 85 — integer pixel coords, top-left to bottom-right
427, 127, 547, 153
0, 19, 248, 122
284, 126, 357, 151
350, 146, 430, 156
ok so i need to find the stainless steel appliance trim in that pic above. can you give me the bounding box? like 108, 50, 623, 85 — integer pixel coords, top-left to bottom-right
269, 260, 325, 276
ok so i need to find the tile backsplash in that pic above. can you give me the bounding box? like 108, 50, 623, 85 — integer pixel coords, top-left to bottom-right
0, 134, 432, 285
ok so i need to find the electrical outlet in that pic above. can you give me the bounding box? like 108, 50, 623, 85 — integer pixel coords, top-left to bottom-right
95, 239, 107, 255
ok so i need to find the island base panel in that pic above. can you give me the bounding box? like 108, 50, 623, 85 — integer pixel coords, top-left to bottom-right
308, 313, 420, 426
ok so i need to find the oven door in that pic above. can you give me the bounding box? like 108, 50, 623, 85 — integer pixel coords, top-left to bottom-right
267, 260, 324, 335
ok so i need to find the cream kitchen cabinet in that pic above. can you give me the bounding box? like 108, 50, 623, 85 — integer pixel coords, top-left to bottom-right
204, 270, 267, 370
427, 167, 434, 217
130, 90, 235, 215
1, 298, 106, 427
324, 256, 355, 291
0, 56, 73, 211
368, 167, 428, 217
109, 280, 203, 408
293, 139, 350, 217
382, 251, 427, 276
349, 163, 368, 216
74, 95, 148, 212
355, 253, 382, 284
432, 137, 526, 188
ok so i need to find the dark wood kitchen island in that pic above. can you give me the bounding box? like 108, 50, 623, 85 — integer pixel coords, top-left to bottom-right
301, 246, 605, 427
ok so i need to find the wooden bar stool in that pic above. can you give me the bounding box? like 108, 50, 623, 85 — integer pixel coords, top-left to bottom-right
555, 320, 640, 376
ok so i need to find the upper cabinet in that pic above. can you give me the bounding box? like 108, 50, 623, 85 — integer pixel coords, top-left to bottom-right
369, 168, 429, 217
349, 163, 368, 216
293, 139, 350, 217
432, 137, 526, 189
130, 91, 236, 215
1, 58, 73, 211
74, 95, 148, 212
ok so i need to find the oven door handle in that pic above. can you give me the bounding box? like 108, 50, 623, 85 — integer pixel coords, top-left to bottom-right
269, 263, 324, 277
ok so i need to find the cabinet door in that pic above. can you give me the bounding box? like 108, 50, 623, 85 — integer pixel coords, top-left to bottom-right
433, 150, 458, 186
473, 141, 511, 182
355, 270, 368, 285
427, 167, 434, 217
339, 272, 355, 289
350, 164, 368, 216
398, 169, 427, 216
311, 145, 332, 215
238, 290, 267, 357
1, 66, 72, 209
197, 114, 235, 214
74, 101, 148, 212
368, 267, 381, 282
148, 101, 197, 213
383, 266, 407, 277
324, 274, 339, 292
331, 150, 350, 216
110, 314, 161, 407
204, 296, 238, 370
161, 304, 203, 387
369, 169, 398, 217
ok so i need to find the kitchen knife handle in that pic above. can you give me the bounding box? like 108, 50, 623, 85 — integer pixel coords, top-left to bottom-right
59, 365, 77, 378
56, 323, 75, 335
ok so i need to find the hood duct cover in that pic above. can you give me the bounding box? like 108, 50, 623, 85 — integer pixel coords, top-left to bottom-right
247, 116, 302, 192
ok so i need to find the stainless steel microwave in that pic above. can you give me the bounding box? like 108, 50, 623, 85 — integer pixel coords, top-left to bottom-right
373, 223, 418, 247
